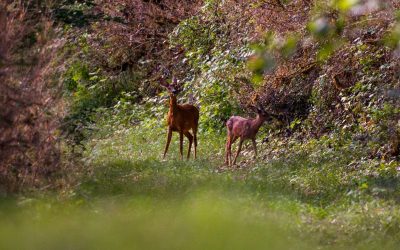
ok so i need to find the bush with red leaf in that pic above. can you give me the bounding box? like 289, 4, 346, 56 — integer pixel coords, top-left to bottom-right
0, 1, 62, 193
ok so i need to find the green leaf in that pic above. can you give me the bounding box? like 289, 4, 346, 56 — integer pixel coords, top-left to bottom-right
335, 0, 359, 11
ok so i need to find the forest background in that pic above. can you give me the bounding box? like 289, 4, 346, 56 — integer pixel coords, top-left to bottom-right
1, 0, 400, 249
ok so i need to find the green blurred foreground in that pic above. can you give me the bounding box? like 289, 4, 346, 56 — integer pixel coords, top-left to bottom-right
1, 127, 399, 249
0, 194, 308, 250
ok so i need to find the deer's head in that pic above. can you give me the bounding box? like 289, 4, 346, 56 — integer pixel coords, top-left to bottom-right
256, 104, 268, 118
250, 94, 271, 120
160, 76, 183, 97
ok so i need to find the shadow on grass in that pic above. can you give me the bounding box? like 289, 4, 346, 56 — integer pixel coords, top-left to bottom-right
77, 158, 237, 199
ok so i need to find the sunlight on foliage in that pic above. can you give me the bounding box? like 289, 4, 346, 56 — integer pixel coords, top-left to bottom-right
334, 0, 360, 11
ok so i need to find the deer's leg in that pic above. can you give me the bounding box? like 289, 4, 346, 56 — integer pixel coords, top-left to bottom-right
225, 136, 231, 166
230, 136, 239, 166
226, 136, 238, 166
179, 131, 184, 160
232, 137, 243, 166
193, 127, 198, 159
163, 128, 173, 159
252, 138, 257, 159
184, 131, 193, 160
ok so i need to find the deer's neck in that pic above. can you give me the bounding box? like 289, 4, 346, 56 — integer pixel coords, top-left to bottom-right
169, 95, 178, 113
251, 115, 266, 131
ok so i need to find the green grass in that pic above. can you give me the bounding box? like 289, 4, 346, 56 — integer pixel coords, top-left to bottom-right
1, 126, 400, 249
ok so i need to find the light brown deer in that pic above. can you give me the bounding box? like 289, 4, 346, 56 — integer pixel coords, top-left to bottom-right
160, 77, 199, 160
225, 105, 270, 166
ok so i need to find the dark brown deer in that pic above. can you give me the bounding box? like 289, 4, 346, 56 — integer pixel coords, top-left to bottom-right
225, 105, 270, 166
160, 77, 199, 160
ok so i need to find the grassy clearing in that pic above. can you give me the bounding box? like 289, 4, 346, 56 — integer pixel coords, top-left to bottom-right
1, 126, 400, 249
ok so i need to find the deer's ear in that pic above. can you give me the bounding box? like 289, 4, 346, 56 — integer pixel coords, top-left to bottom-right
172, 76, 178, 84
160, 84, 169, 90
159, 77, 169, 88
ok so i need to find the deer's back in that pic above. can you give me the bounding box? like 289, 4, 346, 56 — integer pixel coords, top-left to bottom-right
168, 104, 199, 131
226, 116, 254, 139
